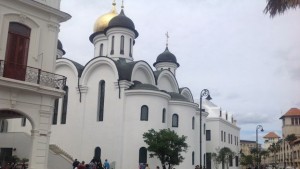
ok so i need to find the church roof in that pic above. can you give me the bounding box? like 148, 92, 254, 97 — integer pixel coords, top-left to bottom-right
153, 47, 179, 67
168, 92, 190, 102
57, 58, 84, 77
113, 58, 136, 81
128, 81, 159, 91
280, 108, 300, 119
107, 9, 139, 38
263, 132, 280, 139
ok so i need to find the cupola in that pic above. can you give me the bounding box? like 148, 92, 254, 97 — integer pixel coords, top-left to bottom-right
56, 39, 65, 59
93, 2, 118, 33
90, 1, 118, 58
153, 33, 179, 76
106, 9, 138, 38
105, 4, 139, 61
153, 47, 179, 67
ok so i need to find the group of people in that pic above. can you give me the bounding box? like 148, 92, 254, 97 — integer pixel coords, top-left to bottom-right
73, 158, 110, 169
195, 165, 204, 169
138, 163, 151, 169
0, 162, 27, 169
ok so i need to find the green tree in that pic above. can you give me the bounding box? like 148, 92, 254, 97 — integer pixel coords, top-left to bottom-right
211, 151, 221, 169
143, 128, 188, 169
268, 142, 280, 168
240, 154, 254, 168
285, 134, 297, 167
211, 147, 235, 169
250, 148, 260, 166
264, 0, 300, 17
260, 150, 269, 165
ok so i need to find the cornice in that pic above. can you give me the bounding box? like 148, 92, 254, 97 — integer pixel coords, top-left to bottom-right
17, 0, 71, 22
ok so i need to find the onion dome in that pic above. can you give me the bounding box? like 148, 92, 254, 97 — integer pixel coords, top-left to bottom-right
153, 47, 179, 67
106, 9, 139, 38
57, 39, 65, 55
93, 3, 118, 32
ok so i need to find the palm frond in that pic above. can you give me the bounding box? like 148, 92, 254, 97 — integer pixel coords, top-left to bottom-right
264, 0, 300, 17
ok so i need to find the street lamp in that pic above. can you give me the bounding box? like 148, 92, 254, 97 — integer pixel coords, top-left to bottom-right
256, 125, 264, 168
200, 89, 212, 167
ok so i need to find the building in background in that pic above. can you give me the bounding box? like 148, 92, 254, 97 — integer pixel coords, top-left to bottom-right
240, 140, 260, 156
263, 132, 280, 150
278, 108, 300, 169
0, 0, 70, 169
204, 100, 241, 169
262, 132, 280, 166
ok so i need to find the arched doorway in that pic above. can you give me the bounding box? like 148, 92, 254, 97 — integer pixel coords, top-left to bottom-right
0, 109, 33, 168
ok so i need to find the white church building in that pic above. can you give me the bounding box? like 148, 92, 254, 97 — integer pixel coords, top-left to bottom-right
0, 1, 240, 169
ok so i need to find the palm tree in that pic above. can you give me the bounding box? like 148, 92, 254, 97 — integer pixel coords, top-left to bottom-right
264, 0, 300, 17
285, 134, 297, 168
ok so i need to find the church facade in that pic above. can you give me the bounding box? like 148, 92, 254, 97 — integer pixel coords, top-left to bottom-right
0, 1, 240, 169
53, 3, 202, 169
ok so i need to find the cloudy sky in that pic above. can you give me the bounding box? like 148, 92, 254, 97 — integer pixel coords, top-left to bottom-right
59, 0, 300, 143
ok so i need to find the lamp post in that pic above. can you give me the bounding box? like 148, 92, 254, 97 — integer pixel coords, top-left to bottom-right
199, 89, 212, 167
256, 125, 264, 168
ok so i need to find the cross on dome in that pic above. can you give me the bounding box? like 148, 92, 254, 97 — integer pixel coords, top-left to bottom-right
166, 32, 169, 47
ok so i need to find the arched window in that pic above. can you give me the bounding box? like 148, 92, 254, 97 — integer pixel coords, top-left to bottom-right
61, 85, 68, 124
4, 22, 31, 81
172, 114, 179, 127
140, 105, 148, 121
192, 151, 195, 165
94, 147, 101, 162
100, 43, 103, 56
52, 99, 59, 125
204, 123, 206, 135
192, 116, 195, 129
21, 117, 26, 127
139, 147, 147, 164
98, 80, 105, 121
0, 120, 8, 133
110, 36, 114, 55
129, 38, 132, 57
120, 35, 124, 54
162, 108, 166, 123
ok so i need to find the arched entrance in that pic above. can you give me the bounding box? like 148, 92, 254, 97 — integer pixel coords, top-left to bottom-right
0, 109, 33, 168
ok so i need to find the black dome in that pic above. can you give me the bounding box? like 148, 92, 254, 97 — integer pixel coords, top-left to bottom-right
107, 9, 138, 38
57, 40, 65, 55
153, 47, 179, 67
57, 40, 63, 50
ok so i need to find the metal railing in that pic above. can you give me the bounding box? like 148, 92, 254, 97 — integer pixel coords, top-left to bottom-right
0, 60, 66, 89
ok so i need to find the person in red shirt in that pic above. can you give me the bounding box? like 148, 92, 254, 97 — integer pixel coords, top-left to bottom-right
77, 161, 86, 169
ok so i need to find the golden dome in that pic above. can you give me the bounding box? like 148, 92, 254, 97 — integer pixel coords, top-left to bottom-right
93, 4, 118, 32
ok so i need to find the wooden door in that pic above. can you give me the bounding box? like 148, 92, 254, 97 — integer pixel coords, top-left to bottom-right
4, 22, 30, 81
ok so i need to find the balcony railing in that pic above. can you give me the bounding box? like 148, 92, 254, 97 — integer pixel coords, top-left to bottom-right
0, 60, 66, 89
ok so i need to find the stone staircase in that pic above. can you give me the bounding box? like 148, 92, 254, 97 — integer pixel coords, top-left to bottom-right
49, 144, 73, 163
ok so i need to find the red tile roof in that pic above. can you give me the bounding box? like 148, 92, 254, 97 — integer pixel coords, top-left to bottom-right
280, 108, 300, 119
263, 132, 280, 138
